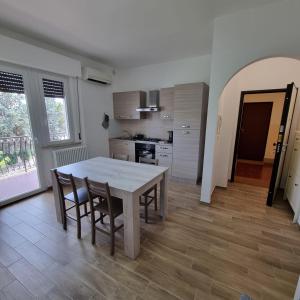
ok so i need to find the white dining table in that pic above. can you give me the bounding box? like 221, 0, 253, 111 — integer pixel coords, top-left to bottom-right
51, 156, 169, 259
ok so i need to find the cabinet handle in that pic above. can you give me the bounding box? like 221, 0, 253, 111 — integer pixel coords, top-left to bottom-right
183, 131, 190, 135
181, 124, 190, 128
159, 154, 168, 157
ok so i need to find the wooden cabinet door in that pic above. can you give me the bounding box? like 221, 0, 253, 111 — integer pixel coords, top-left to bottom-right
160, 87, 174, 120
172, 158, 198, 180
173, 130, 200, 160
109, 140, 129, 155
109, 140, 135, 161
128, 142, 135, 162
113, 91, 145, 120
173, 82, 204, 130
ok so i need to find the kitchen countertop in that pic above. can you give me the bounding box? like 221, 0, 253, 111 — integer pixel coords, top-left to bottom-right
109, 137, 173, 145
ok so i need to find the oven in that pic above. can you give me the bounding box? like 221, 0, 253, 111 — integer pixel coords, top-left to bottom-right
135, 143, 155, 162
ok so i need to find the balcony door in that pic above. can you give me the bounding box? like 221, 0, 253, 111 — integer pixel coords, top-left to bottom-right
0, 65, 43, 205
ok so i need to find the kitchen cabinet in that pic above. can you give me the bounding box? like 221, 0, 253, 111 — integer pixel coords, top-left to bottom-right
109, 139, 135, 161
284, 132, 300, 221
155, 144, 173, 173
113, 91, 146, 120
172, 82, 209, 182
160, 87, 174, 120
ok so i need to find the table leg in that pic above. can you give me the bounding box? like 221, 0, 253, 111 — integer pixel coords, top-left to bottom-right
122, 191, 140, 259
160, 170, 168, 220
51, 170, 63, 224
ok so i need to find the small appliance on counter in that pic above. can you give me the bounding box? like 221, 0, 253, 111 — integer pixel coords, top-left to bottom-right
168, 130, 173, 143
133, 133, 145, 140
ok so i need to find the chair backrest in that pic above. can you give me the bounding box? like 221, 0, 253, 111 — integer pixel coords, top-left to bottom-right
53, 169, 79, 203
84, 178, 113, 215
139, 157, 159, 166
112, 153, 129, 161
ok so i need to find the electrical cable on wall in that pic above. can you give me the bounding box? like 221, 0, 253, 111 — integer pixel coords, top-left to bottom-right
76, 77, 82, 140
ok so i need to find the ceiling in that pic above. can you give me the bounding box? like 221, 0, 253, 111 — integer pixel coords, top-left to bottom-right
0, 0, 283, 68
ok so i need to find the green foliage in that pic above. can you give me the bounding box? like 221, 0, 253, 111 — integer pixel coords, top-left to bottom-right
0, 151, 10, 169
45, 97, 69, 139
0, 92, 31, 137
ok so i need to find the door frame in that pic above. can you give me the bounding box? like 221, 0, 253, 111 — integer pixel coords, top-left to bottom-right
230, 88, 287, 182
267, 83, 298, 206
0, 62, 47, 206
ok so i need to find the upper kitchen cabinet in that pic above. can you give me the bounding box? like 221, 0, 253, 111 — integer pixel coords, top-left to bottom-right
173, 82, 209, 130
160, 87, 174, 120
113, 91, 146, 120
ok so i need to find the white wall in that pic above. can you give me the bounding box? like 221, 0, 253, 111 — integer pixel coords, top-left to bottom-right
79, 80, 117, 159
113, 55, 211, 91
201, 0, 300, 203
0, 34, 81, 77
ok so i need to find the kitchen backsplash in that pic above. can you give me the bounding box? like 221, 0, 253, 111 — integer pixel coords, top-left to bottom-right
114, 112, 173, 140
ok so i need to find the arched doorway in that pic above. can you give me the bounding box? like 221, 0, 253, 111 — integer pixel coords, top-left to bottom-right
214, 57, 300, 206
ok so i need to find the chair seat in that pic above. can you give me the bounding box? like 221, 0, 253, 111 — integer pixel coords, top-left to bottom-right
94, 196, 123, 217
65, 187, 88, 204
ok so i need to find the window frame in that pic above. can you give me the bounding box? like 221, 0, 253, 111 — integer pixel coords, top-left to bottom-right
37, 72, 75, 147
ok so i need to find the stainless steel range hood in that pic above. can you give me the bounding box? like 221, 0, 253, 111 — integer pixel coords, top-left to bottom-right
136, 90, 160, 112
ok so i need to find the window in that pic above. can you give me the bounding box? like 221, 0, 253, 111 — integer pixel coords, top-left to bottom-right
42, 78, 70, 142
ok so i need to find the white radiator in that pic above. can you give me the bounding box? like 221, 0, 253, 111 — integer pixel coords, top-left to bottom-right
53, 145, 88, 167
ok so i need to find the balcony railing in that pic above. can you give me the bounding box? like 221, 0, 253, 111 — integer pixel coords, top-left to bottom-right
0, 136, 36, 177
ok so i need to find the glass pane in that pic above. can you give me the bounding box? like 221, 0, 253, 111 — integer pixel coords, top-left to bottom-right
45, 97, 70, 141
0, 90, 40, 203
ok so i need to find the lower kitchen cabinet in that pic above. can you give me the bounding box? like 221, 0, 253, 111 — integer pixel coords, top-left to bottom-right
109, 139, 135, 161
156, 144, 173, 173
172, 129, 203, 182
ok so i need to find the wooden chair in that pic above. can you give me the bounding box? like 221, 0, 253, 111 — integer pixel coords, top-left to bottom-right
53, 169, 89, 239
139, 157, 159, 223
111, 153, 129, 161
84, 178, 124, 256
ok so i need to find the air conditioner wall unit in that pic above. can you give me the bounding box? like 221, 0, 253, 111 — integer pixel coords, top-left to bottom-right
82, 66, 113, 85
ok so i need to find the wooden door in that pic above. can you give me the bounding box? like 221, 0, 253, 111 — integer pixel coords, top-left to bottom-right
238, 102, 273, 161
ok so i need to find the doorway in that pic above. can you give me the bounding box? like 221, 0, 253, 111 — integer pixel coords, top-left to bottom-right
0, 66, 42, 205
231, 89, 286, 188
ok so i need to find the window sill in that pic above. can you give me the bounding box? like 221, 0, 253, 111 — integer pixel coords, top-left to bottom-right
41, 140, 82, 149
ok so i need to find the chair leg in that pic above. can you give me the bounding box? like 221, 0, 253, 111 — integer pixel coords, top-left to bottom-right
84, 203, 88, 215
100, 213, 104, 224
62, 200, 67, 231
91, 224, 96, 245
144, 197, 148, 224
75, 205, 81, 239
110, 218, 115, 256
154, 186, 158, 211
63, 210, 67, 230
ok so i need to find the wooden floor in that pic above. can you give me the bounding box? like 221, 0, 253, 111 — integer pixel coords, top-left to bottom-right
0, 179, 299, 299
235, 161, 273, 187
